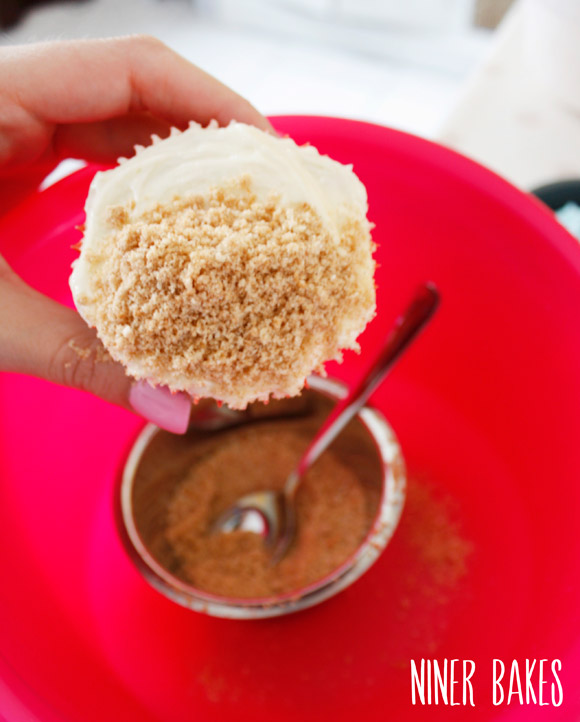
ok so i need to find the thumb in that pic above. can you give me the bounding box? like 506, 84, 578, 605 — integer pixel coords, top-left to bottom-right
0, 261, 190, 433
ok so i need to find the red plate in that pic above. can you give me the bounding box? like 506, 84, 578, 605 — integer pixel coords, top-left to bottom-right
1, 116, 580, 721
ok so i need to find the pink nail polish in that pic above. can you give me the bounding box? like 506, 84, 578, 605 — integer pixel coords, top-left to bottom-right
129, 380, 191, 434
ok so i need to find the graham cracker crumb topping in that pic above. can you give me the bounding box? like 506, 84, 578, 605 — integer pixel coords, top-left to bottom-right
85, 176, 375, 407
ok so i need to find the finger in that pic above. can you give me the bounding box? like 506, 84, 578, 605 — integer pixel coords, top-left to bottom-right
3, 37, 272, 149
54, 112, 174, 163
0, 264, 190, 432
0, 263, 130, 406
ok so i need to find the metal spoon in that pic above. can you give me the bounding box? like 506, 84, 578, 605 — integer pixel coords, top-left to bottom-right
213, 283, 440, 562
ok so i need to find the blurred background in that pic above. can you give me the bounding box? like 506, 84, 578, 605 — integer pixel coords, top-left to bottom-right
1, 0, 579, 190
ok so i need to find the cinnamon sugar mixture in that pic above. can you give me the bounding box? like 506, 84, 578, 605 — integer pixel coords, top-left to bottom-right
166, 428, 370, 597
85, 177, 375, 408
131, 395, 382, 598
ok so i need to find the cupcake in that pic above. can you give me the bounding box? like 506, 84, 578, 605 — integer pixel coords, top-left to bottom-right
69, 121, 376, 409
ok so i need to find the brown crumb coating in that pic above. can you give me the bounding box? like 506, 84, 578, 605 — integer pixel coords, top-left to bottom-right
165, 427, 370, 597
85, 176, 375, 407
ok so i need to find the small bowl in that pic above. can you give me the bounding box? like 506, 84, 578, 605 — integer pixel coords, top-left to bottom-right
118, 376, 406, 619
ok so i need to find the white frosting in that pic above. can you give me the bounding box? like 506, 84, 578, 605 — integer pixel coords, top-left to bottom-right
70, 120, 369, 308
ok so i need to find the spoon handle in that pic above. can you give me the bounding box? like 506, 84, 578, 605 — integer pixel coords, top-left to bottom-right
285, 283, 440, 497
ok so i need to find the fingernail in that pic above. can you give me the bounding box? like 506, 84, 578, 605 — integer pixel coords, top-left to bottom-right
129, 380, 191, 434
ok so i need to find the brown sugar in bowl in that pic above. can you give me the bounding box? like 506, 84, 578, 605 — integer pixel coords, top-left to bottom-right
118, 376, 406, 618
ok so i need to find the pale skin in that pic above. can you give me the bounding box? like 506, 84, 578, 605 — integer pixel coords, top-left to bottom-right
0, 36, 272, 411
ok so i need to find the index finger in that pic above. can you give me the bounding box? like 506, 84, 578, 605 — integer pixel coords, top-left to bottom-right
3, 36, 272, 132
